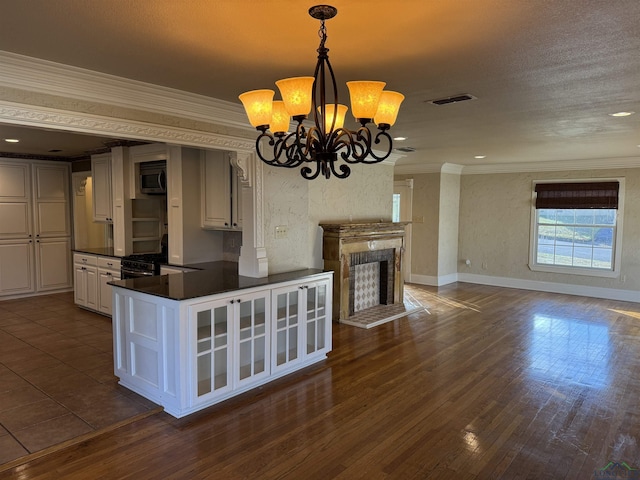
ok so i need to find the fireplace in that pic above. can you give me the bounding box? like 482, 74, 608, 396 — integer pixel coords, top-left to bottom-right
320, 222, 408, 323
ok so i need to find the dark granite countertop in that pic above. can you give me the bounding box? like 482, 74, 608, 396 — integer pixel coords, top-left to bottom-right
73, 247, 117, 258
109, 261, 329, 301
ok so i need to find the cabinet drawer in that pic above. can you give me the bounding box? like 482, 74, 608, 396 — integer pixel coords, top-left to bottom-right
73, 253, 97, 266
97, 256, 121, 271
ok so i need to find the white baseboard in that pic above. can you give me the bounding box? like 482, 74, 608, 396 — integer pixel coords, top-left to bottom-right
410, 273, 458, 287
457, 273, 639, 303
409, 272, 638, 303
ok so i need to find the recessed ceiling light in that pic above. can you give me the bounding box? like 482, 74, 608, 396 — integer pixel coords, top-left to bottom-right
4, 138, 19, 143
393, 136, 407, 141
474, 155, 486, 159
608, 111, 635, 117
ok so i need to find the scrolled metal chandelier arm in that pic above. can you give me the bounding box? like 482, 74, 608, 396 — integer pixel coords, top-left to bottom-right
239, 5, 404, 180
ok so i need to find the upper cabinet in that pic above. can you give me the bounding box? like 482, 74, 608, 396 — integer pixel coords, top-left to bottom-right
31, 163, 70, 238
201, 150, 242, 230
91, 152, 113, 223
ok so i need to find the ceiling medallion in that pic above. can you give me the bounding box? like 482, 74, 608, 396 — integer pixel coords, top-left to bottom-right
239, 5, 404, 180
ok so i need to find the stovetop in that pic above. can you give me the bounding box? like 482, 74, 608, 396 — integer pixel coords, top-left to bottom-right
122, 253, 167, 263
121, 253, 167, 272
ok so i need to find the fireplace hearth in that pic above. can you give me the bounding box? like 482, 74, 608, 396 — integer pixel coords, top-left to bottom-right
320, 222, 409, 323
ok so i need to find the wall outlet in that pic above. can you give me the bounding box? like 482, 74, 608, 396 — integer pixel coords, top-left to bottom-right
412, 215, 425, 223
275, 225, 288, 239
482, 261, 488, 270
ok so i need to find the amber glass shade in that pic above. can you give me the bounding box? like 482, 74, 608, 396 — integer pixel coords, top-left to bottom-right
346, 81, 386, 120
269, 101, 290, 134
275, 77, 315, 117
319, 104, 348, 132
374, 91, 405, 127
238, 89, 275, 128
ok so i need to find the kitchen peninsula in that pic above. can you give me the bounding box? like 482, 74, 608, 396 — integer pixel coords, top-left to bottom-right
109, 263, 332, 418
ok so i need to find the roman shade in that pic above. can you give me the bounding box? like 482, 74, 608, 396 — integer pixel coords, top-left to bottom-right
534, 181, 619, 209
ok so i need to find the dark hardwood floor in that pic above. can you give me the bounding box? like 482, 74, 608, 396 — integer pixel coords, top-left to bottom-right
1, 282, 640, 479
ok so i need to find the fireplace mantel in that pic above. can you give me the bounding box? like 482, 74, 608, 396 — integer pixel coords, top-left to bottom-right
320, 222, 409, 322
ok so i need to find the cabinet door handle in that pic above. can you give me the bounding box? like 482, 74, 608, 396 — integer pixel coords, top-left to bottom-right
229, 299, 235, 304
107, 262, 113, 267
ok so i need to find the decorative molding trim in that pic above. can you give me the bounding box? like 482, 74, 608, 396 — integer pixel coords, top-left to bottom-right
394, 163, 443, 175
395, 156, 640, 176
458, 273, 639, 303
0, 51, 252, 131
0, 100, 256, 152
380, 151, 405, 166
462, 156, 640, 175
231, 150, 252, 187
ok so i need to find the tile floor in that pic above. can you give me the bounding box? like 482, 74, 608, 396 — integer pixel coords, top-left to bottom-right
0, 292, 160, 465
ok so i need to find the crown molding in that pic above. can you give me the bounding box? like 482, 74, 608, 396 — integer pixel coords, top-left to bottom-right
0, 50, 252, 131
461, 156, 640, 174
394, 162, 443, 175
0, 100, 256, 153
395, 156, 640, 176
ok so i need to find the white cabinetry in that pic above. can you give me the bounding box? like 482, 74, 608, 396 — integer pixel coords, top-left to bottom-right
74, 253, 98, 310
36, 238, 72, 292
0, 160, 72, 298
74, 252, 120, 315
271, 278, 331, 375
91, 153, 113, 222
0, 239, 34, 296
190, 290, 270, 405
112, 271, 333, 418
201, 150, 241, 230
98, 256, 121, 315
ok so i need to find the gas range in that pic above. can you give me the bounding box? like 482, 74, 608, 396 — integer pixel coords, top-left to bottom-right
121, 253, 167, 279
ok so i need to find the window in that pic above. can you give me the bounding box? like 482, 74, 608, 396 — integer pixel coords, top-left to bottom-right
530, 180, 624, 278
392, 193, 401, 222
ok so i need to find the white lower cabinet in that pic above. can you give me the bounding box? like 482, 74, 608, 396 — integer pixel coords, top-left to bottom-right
74, 253, 121, 316
36, 238, 72, 292
111, 271, 333, 418
0, 239, 35, 296
190, 290, 270, 406
74, 261, 98, 311
271, 278, 331, 374
98, 257, 121, 316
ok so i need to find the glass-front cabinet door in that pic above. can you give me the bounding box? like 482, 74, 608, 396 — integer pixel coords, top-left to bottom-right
271, 286, 302, 373
190, 299, 233, 404
305, 280, 331, 357
235, 291, 270, 388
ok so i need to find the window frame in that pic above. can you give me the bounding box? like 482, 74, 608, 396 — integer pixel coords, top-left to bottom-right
528, 178, 625, 278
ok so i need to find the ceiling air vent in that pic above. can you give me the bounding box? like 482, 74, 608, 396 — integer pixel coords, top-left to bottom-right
395, 146, 416, 153
427, 94, 477, 106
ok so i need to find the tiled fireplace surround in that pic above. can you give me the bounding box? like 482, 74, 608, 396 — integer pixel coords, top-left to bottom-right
320, 222, 408, 323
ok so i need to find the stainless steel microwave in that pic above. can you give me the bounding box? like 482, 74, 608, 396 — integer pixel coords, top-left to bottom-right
139, 160, 167, 194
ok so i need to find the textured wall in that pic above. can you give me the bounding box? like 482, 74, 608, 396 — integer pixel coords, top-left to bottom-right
309, 162, 395, 269
262, 166, 311, 274
458, 167, 640, 291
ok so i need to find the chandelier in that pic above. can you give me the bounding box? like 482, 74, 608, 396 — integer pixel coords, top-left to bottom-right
239, 5, 404, 180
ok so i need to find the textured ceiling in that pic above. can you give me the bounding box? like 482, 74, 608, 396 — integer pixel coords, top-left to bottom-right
0, 0, 638, 167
